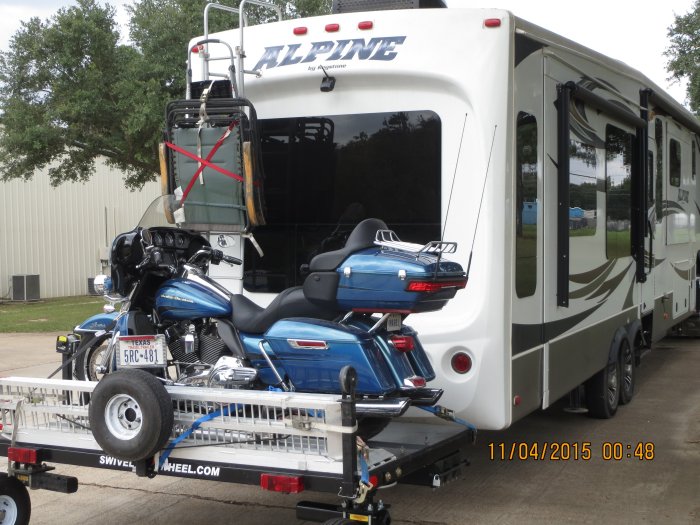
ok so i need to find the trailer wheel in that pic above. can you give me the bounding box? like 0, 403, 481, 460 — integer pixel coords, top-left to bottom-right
585, 358, 620, 419
75, 332, 111, 382
89, 369, 173, 461
0, 476, 30, 525
619, 339, 635, 405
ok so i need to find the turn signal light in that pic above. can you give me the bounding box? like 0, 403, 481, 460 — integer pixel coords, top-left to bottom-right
389, 335, 415, 352
260, 473, 304, 493
406, 280, 467, 293
451, 352, 472, 374
8, 447, 40, 464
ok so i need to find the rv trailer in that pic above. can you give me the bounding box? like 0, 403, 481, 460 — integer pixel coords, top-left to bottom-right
185, 0, 700, 431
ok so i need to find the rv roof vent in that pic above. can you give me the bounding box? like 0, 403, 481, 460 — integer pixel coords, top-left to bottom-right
332, 0, 446, 14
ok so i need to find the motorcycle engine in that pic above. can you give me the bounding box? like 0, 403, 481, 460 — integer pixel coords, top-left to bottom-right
167, 325, 258, 389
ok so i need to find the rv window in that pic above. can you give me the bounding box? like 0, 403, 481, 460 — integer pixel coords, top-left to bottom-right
669, 139, 681, 187
655, 119, 664, 223
569, 140, 597, 237
515, 112, 538, 298
245, 111, 442, 293
605, 125, 633, 259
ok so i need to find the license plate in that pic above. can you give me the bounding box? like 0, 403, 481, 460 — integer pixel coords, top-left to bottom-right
117, 335, 167, 368
386, 313, 402, 332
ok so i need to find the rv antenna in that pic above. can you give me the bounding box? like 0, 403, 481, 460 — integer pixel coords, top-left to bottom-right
441, 113, 468, 242
465, 124, 497, 280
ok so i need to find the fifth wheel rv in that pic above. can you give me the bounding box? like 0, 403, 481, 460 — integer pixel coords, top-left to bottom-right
185, 0, 700, 430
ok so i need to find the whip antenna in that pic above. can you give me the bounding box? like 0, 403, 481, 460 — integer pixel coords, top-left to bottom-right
466, 124, 497, 280
441, 113, 468, 242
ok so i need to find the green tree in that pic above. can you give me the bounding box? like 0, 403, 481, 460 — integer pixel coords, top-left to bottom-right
666, 0, 700, 114
0, 0, 331, 188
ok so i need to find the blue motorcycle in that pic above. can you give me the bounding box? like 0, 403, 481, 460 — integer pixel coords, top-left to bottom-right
79, 195, 466, 457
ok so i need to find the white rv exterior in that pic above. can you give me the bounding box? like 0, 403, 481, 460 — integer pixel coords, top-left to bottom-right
189, 3, 700, 430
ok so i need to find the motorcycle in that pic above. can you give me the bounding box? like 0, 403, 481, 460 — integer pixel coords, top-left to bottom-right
80, 195, 466, 460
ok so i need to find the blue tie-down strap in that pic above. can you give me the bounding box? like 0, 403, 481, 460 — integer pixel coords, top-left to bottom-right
418, 405, 477, 433
158, 405, 232, 469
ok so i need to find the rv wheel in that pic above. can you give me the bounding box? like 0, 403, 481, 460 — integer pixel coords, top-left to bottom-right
89, 369, 173, 461
585, 358, 620, 419
0, 476, 30, 525
618, 339, 635, 405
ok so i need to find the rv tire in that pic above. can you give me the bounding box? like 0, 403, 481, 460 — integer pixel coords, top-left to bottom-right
618, 338, 635, 405
585, 358, 620, 419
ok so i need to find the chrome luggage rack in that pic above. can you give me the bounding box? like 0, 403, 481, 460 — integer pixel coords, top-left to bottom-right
374, 230, 458, 255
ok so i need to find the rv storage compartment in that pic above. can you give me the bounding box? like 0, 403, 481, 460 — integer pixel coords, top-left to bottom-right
264, 318, 395, 395
336, 247, 466, 312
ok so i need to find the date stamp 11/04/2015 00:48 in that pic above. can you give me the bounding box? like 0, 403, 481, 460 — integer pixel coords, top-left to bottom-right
487, 441, 656, 461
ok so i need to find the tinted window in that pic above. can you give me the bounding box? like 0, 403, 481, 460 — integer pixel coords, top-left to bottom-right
569, 139, 597, 236
515, 112, 537, 298
670, 139, 681, 187
246, 111, 442, 293
606, 125, 633, 259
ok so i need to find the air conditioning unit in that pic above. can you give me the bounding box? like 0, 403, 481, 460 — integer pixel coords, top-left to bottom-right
11, 275, 40, 301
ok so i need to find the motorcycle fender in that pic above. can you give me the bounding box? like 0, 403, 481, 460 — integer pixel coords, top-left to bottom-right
263, 318, 396, 395
75, 311, 119, 334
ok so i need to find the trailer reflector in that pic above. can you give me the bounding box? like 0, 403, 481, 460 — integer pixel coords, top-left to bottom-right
358, 21, 373, 30
484, 18, 501, 28
260, 473, 305, 493
293, 26, 308, 35
325, 23, 340, 32
8, 447, 41, 464
451, 352, 472, 374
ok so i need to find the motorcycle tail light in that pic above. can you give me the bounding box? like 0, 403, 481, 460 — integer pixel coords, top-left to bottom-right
389, 335, 414, 352
260, 473, 305, 493
403, 375, 427, 388
8, 447, 41, 464
406, 279, 467, 293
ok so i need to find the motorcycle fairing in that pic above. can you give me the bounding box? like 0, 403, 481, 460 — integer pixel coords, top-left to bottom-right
75, 311, 118, 333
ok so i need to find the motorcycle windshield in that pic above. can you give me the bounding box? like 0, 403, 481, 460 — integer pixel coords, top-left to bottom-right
137, 195, 182, 229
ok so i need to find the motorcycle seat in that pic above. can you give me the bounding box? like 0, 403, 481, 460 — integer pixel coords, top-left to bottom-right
309, 218, 388, 272
230, 286, 337, 334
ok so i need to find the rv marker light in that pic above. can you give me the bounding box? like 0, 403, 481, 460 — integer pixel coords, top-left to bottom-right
451, 352, 472, 374
358, 21, 373, 30
484, 18, 502, 28
325, 23, 340, 32
293, 26, 308, 35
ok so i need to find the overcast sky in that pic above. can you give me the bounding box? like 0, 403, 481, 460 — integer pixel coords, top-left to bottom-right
0, 0, 694, 106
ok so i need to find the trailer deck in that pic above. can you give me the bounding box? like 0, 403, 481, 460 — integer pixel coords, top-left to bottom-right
0, 376, 473, 524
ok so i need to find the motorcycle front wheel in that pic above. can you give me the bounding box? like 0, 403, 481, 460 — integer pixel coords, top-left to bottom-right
74, 332, 112, 382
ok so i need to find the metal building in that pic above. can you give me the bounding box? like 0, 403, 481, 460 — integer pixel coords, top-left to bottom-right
0, 160, 160, 299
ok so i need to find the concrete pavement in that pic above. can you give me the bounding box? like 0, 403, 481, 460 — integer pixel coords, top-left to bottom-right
0, 332, 698, 524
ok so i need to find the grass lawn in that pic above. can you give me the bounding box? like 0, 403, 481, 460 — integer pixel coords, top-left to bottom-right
0, 296, 105, 333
